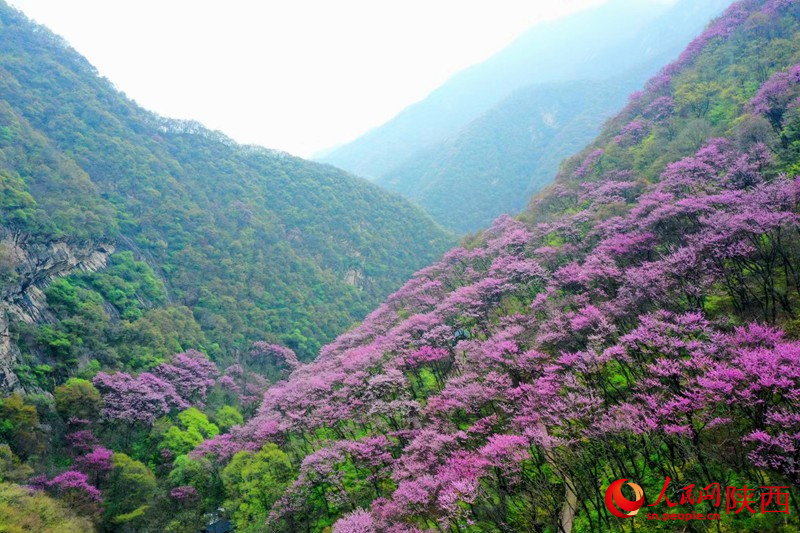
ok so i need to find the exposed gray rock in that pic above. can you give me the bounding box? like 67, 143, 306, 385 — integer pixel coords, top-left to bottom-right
343, 267, 364, 289
0, 311, 21, 391
0, 229, 114, 392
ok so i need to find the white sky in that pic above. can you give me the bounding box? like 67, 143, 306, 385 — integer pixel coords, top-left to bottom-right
8, 0, 663, 157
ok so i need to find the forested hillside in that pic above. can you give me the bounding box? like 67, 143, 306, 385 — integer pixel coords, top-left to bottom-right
377, 0, 732, 234
377, 78, 639, 233
2, 1, 800, 532
195, 1, 796, 531
0, 1, 452, 387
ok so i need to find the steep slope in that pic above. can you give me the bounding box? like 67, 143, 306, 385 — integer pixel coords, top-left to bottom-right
377, 0, 734, 233
186, 2, 800, 531
318, 0, 672, 179
378, 77, 638, 233
0, 2, 452, 386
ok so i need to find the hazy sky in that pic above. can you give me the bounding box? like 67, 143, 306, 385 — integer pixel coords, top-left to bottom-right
8, 0, 664, 157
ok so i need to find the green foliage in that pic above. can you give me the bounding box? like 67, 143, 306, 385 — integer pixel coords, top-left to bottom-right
34, 325, 72, 362
221, 444, 294, 530
13, 362, 56, 390
30, 269, 205, 375
158, 408, 219, 456
111, 505, 148, 527
54, 378, 102, 420
0, 481, 95, 532
167, 455, 225, 512
117, 306, 209, 369
779, 106, 800, 173
674, 74, 723, 118
103, 452, 157, 529
0, 394, 43, 460
213, 405, 243, 432
160, 510, 207, 533
80, 251, 166, 320
0, 444, 32, 483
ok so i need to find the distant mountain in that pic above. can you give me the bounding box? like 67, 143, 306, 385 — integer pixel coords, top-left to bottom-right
323, 0, 733, 233
318, 0, 671, 179
378, 0, 735, 233
377, 77, 637, 232
0, 1, 453, 388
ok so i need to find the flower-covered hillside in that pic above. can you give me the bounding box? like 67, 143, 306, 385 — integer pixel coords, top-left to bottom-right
189, 2, 800, 531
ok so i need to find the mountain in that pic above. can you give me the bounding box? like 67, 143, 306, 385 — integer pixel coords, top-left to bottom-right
3, 1, 800, 532
317, 0, 672, 179
378, 0, 735, 233
0, 1, 452, 390
196, 1, 797, 531
377, 77, 639, 232
325, 0, 734, 234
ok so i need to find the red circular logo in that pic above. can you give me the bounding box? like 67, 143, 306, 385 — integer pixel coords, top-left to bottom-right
605, 478, 645, 518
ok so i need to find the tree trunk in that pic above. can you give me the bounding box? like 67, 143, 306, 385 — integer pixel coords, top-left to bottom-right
537, 423, 577, 533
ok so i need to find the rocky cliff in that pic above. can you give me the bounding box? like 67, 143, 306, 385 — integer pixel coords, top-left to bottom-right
0, 229, 113, 391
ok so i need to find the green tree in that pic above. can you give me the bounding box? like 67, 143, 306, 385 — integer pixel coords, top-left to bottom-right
221, 444, 294, 530
54, 378, 102, 421
158, 408, 219, 456
0, 482, 95, 532
674, 75, 723, 118
0, 394, 44, 459
0, 444, 33, 483
213, 405, 243, 432
103, 453, 157, 531
168, 454, 224, 512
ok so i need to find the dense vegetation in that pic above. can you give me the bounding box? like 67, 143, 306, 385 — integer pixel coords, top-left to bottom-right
0, 0, 452, 378
3, 0, 800, 532
377, 78, 641, 233
0, 480, 95, 532
326, 0, 732, 234
201, 1, 797, 530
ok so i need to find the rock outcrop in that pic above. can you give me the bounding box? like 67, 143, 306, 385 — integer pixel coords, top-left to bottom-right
0, 229, 114, 391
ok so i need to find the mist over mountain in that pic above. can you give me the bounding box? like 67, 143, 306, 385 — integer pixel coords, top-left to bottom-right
319, 1, 667, 178
380, 0, 736, 233
377, 77, 638, 233
325, 0, 733, 233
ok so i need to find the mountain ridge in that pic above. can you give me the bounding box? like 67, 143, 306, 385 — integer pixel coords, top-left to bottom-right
317, 0, 673, 179
204, 1, 800, 530
369, 0, 734, 233
0, 1, 453, 382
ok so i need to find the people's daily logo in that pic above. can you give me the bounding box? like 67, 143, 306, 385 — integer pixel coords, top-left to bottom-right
605, 478, 645, 518
604, 477, 790, 522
